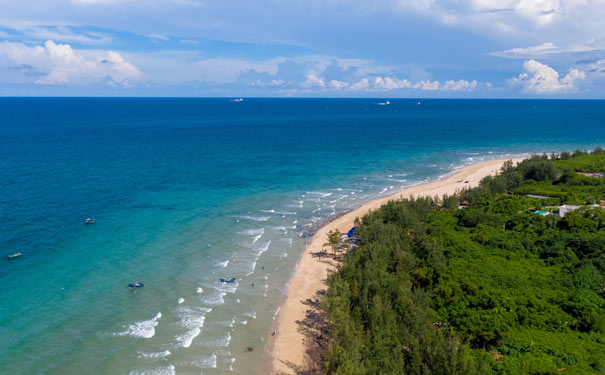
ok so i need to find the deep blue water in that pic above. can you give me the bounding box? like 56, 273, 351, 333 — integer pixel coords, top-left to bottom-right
0, 98, 604, 375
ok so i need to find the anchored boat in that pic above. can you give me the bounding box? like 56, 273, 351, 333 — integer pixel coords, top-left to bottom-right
128, 282, 144, 288
7, 252, 21, 260
219, 277, 236, 283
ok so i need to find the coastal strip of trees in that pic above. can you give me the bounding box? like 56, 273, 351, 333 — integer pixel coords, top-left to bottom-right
321, 149, 605, 375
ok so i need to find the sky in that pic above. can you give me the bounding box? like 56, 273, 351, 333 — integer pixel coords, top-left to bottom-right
0, 0, 604, 97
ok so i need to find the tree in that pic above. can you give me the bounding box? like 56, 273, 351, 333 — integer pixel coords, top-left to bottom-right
324, 229, 344, 255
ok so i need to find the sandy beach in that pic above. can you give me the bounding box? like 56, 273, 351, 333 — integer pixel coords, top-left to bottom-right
263, 157, 525, 374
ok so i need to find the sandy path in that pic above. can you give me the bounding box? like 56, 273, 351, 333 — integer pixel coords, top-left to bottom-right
263, 158, 525, 374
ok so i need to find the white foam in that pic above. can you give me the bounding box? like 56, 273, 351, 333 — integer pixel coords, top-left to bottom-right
226, 356, 236, 371
116, 312, 162, 339
175, 306, 212, 348
243, 311, 256, 319
252, 231, 263, 244
240, 215, 270, 222
218, 317, 236, 327
239, 228, 264, 236
260, 209, 275, 213
190, 353, 217, 369
379, 187, 388, 194
256, 240, 271, 256
274, 210, 296, 215
216, 260, 229, 268
204, 291, 227, 306
129, 364, 175, 375
218, 331, 232, 347
137, 350, 171, 359
306, 191, 333, 197
178, 297, 185, 304
196, 287, 203, 294
246, 259, 257, 276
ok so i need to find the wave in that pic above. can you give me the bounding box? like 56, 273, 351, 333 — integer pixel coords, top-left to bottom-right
273, 306, 281, 320
246, 259, 257, 276
177, 297, 185, 304
274, 210, 296, 215
238, 228, 264, 236
129, 364, 175, 375
137, 350, 171, 359
252, 231, 264, 244
196, 287, 203, 294
116, 312, 162, 339
306, 191, 333, 197
256, 240, 271, 256
243, 311, 257, 319
239, 215, 270, 222
190, 353, 217, 369
204, 290, 227, 306
216, 260, 229, 268
175, 306, 212, 348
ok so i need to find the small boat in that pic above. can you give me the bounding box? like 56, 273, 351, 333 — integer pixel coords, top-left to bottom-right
229, 98, 244, 103
219, 278, 236, 283
85, 218, 96, 225
373, 100, 390, 106
128, 282, 144, 288
415, 101, 421, 106
7, 252, 22, 260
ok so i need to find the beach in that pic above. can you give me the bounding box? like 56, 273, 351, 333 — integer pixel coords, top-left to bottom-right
263, 157, 526, 375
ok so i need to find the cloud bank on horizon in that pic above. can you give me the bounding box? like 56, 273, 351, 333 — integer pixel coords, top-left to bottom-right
0, 0, 604, 97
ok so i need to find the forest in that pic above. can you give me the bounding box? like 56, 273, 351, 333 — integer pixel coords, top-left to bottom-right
322, 149, 605, 375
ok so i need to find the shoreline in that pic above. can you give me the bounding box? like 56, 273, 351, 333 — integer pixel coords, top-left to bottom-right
261, 157, 526, 374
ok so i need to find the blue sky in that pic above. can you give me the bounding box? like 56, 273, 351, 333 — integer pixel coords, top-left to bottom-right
0, 0, 604, 97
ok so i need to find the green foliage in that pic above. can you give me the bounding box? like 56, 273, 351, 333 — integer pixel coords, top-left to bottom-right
323, 152, 605, 375
325, 229, 345, 255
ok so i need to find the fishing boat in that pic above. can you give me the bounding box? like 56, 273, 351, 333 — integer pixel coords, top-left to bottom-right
85, 218, 96, 225
219, 277, 236, 283
128, 282, 144, 288
7, 252, 21, 259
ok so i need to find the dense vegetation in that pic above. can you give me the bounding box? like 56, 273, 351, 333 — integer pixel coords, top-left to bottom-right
323, 149, 605, 375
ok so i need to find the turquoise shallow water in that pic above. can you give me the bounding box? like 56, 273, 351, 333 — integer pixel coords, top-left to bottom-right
1, 98, 604, 374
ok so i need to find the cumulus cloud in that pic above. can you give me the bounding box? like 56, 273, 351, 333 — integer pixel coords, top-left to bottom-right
373, 76, 476, 91
0, 40, 142, 86
302, 72, 325, 88
509, 59, 585, 93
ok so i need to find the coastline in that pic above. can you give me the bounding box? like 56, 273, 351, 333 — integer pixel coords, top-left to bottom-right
262, 157, 526, 375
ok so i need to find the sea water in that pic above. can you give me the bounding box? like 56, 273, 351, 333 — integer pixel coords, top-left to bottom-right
1, 98, 604, 374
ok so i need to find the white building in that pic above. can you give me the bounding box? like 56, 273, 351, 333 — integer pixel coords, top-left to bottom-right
559, 205, 581, 218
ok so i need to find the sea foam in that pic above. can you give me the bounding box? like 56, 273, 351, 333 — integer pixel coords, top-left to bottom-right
116, 312, 162, 339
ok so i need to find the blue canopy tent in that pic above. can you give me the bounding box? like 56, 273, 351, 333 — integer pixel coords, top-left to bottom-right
347, 227, 356, 238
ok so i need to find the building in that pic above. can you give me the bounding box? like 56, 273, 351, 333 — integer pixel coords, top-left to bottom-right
559, 205, 581, 218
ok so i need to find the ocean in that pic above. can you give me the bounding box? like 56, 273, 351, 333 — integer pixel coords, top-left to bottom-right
0, 98, 604, 375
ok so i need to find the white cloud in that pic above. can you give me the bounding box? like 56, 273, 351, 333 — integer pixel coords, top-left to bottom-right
349, 78, 370, 91
328, 79, 348, 90
24, 27, 112, 44
302, 72, 325, 88
442, 79, 478, 91
372, 76, 476, 91
509, 59, 585, 93
0, 40, 142, 85
491, 40, 605, 58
